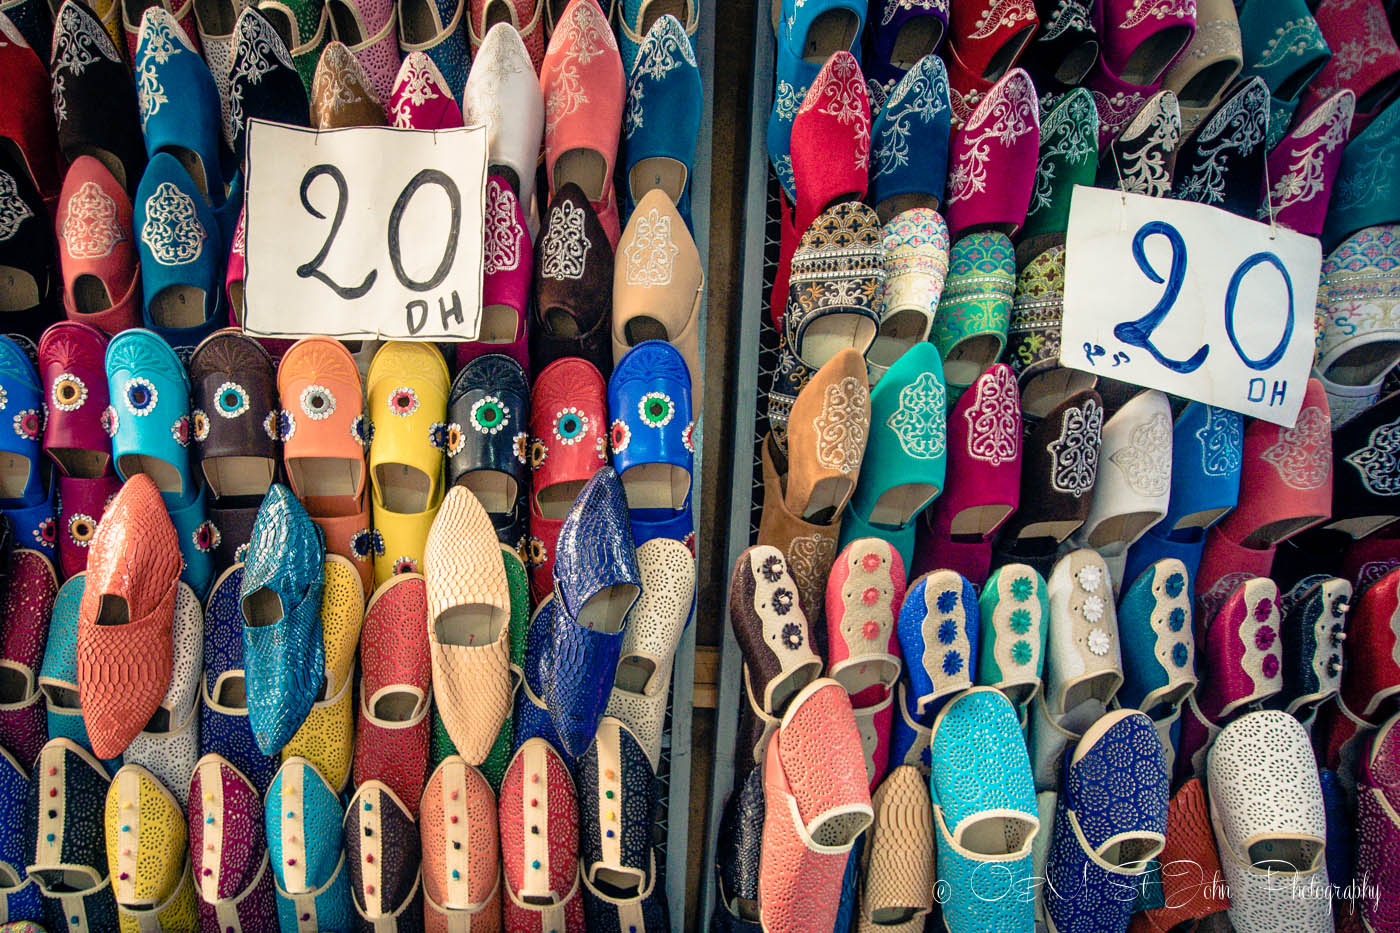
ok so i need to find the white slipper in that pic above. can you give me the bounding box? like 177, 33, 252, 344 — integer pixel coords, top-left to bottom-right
1045, 549, 1123, 732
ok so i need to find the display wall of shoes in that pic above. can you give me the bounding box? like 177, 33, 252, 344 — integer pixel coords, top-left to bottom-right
713, 0, 1400, 930
0, 0, 706, 927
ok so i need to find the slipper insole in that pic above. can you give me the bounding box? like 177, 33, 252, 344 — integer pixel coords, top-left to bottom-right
0, 863, 20, 886
800, 314, 876, 369
868, 482, 939, 527
576, 583, 640, 634
1245, 516, 1324, 550
621, 463, 691, 511
803, 7, 857, 64
435, 603, 506, 647
1176, 58, 1239, 108
536, 478, 587, 520
194, 0, 236, 34
1119, 26, 1192, 86
1329, 514, 1397, 539
1087, 511, 1159, 550
70, 145, 128, 191
982, 25, 1035, 80
97, 594, 130, 626
1326, 340, 1400, 386
149, 284, 207, 331
71, 274, 115, 316
144, 705, 171, 732
761, 663, 816, 715
376, 462, 432, 513
0, 666, 27, 703
228, 279, 244, 324
1101, 833, 1161, 870
123, 0, 160, 28
483, 0, 514, 28
1144, 682, 1193, 720
458, 468, 518, 514
1171, 509, 1228, 534
214, 673, 247, 708
867, 309, 929, 369
1023, 370, 1097, 420
1002, 680, 1036, 706
801, 476, 853, 523
1055, 39, 1099, 86
614, 655, 657, 694
1249, 837, 1322, 872
401, 0, 438, 45
328, 0, 364, 43
960, 814, 1036, 856
1060, 692, 1110, 734
0, 452, 31, 499
951, 504, 1012, 538
554, 148, 608, 202
33, 868, 101, 893
172, 147, 211, 201
809, 809, 869, 847
872, 907, 920, 925
629, 158, 688, 206
0, 267, 38, 312
832, 658, 898, 698
875, 191, 939, 225
116, 453, 185, 496
890, 15, 942, 69
1359, 72, 1400, 112
592, 867, 643, 899
479, 304, 520, 343
945, 334, 1001, 388
241, 587, 285, 627
638, 0, 685, 34
289, 456, 363, 500
624, 315, 669, 345
373, 688, 422, 722
42, 683, 81, 708
547, 0, 570, 29
204, 455, 276, 499
1014, 519, 1080, 542
544, 306, 584, 338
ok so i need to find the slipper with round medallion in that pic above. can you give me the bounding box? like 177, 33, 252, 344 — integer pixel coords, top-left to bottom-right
608, 340, 693, 546
447, 353, 531, 551
0, 336, 54, 556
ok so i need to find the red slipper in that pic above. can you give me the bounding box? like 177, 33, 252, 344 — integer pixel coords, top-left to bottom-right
945, 68, 1040, 241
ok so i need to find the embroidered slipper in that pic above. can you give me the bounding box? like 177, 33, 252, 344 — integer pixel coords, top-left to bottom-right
26, 738, 117, 930
943, 68, 1039, 241
53, 158, 141, 336
1171, 75, 1270, 216
940, 1, 1036, 130
1196, 576, 1282, 724
1301, 0, 1400, 133
755, 432, 842, 650
1019, 89, 1097, 263
1045, 709, 1169, 933
396, 0, 468, 100
135, 7, 224, 208
789, 52, 871, 250
255, 0, 329, 92
855, 765, 932, 932
1045, 549, 1124, 732
309, 40, 386, 128
871, 208, 948, 383
462, 22, 544, 227
1005, 245, 1097, 412
457, 179, 531, 373
528, 356, 608, 600
612, 189, 705, 397
617, 0, 694, 74
1329, 389, 1400, 538
1084, 54, 1161, 151
732, 544, 821, 720
1094, 88, 1181, 196
49, 1, 147, 195
758, 679, 873, 933
193, 0, 242, 149
928, 687, 1039, 933
1265, 93, 1354, 236
1316, 228, 1400, 410
1214, 378, 1333, 550
354, 574, 431, 814
1018, 0, 1096, 97
0, 13, 58, 203
1207, 710, 1332, 933
1323, 100, 1400, 251
343, 781, 422, 928
0, 153, 54, 324
76, 474, 181, 759
1116, 558, 1196, 717
188, 754, 275, 932
277, 336, 372, 593
266, 757, 351, 931
532, 184, 616, 376
1101, 0, 1195, 88
781, 347, 869, 530
545, 467, 641, 756
121, 581, 202, 806
1150, 402, 1243, 549
1073, 389, 1174, 586
1277, 575, 1349, 718
388, 50, 460, 128
931, 231, 1015, 394
976, 562, 1048, 708
870, 56, 951, 224
105, 763, 188, 919
541, 0, 623, 245
132, 153, 223, 349
765, 0, 865, 201
607, 340, 693, 537
1000, 388, 1104, 547
499, 738, 584, 932
420, 755, 500, 927
1341, 566, 1400, 724
446, 353, 530, 549
605, 536, 693, 767
623, 15, 701, 222
227, 6, 309, 164
784, 202, 884, 370
896, 569, 978, 717
422, 487, 511, 768
825, 538, 905, 702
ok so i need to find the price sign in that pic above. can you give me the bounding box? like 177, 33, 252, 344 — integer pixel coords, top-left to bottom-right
243, 120, 487, 341
1061, 186, 1321, 427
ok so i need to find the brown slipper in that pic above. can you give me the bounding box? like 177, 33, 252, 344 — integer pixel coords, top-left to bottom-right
783, 347, 871, 524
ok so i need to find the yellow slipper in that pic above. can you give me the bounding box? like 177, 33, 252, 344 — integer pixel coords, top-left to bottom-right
104, 764, 188, 919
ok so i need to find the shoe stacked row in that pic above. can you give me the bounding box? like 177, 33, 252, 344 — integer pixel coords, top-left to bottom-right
0, 428, 693, 930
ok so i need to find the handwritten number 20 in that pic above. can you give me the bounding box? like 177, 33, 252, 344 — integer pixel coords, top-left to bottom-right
296, 164, 461, 297
1111, 220, 1293, 374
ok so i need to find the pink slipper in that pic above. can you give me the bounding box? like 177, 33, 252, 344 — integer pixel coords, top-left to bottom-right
945, 68, 1040, 241
1196, 577, 1282, 724
1264, 90, 1355, 237
387, 51, 463, 128
923, 362, 1021, 545
456, 176, 531, 372
1100, 0, 1196, 87
1301, 0, 1400, 133
825, 538, 906, 705
1086, 57, 1160, 149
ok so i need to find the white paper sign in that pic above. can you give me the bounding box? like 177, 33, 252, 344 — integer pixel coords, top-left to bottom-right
1061, 186, 1321, 427
243, 121, 488, 341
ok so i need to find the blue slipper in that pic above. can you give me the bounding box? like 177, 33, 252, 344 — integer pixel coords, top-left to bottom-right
447, 353, 532, 546
897, 569, 978, 718
608, 340, 693, 542
105, 328, 197, 501
623, 15, 702, 222
618, 0, 696, 75
1276, 575, 1350, 719
886, 677, 931, 772
1117, 557, 1197, 717
201, 565, 278, 794
240, 484, 326, 755
0, 335, 47, 510
39, 574, 123, 772
27, 739, 118, 931
266, 757, 350, 931
0, 746, 41, 924
133, 154, 223, 350
135, 7, 225, 206
870, 55, 951, 218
